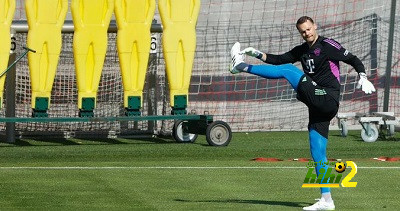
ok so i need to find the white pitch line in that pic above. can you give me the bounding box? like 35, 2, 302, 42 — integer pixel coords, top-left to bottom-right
0, 166, 399, 170
0, 166, 304, 170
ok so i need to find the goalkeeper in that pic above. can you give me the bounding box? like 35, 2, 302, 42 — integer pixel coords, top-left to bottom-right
230, 16, 375, 211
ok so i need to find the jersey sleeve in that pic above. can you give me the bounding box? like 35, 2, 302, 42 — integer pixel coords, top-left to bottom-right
323, 39, 366, 74
264, 45, 303, 65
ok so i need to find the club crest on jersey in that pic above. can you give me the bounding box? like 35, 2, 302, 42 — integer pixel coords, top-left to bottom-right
313, 48, 321, 56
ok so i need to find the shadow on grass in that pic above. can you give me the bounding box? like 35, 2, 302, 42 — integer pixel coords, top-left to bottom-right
331, 132, 399, 142
127, 137, 176, 144
331, 133, 361, 140
175, 198, 311, 208
0, 135, 179, 147
0, 130, 213, 147
0, 137, 84, 147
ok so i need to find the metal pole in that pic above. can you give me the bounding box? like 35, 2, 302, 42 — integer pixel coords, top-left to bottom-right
383, 0, 397, 112
369, 13, 378, 113
5, 31, 17, 143
147, 40, 158, 133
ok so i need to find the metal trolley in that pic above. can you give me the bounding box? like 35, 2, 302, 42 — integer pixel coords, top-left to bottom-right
336, 112, 398, 142
0, 114, 233, 146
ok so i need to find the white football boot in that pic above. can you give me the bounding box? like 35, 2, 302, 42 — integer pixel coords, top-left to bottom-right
303, 198, 335, 210
230, 42, 245, 74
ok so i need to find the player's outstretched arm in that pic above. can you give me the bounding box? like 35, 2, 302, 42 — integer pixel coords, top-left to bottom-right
356, 73, 376, 94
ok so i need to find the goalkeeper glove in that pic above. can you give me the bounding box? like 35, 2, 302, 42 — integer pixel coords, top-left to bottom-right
241, 47, 264, 60
356, 73, 376, 94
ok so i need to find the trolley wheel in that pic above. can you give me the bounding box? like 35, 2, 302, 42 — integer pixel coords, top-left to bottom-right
206, 121, 232, 146
172, 120, 198, 143
361, 124, 379, 142
339, 120, 348, 137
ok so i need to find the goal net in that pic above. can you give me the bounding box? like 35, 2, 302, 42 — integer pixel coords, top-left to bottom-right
3, 0, 399, 137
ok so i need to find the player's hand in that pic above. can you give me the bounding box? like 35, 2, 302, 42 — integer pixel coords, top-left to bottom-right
241, 47, 263, 59
356, 73, 376, 94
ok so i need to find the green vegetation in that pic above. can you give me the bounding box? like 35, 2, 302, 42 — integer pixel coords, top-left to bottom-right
0, 130, 399, 210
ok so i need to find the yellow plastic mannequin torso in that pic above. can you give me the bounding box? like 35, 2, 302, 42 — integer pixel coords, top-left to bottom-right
71, 0, 114, 109
0, 0, 14, 54
115, 0, 155, 108
0, 0, 15, 107
25, 0, 67, 109
158, 0, 200, 107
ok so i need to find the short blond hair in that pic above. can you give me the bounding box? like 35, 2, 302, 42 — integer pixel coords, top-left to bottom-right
296, 16, 315, 29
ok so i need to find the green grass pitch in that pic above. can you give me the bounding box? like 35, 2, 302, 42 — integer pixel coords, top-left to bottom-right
0, 130, 399, 210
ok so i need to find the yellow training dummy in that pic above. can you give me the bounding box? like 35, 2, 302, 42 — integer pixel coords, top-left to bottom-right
158, 0, 201, 115
71, 0, 115, 117
115, 0, 156, 116
25, 0, 68, 117
0, 0, 15, 108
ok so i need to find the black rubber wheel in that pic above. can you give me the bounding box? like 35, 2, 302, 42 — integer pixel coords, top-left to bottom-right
206, 121, 232, 146
172, 120, 198, 143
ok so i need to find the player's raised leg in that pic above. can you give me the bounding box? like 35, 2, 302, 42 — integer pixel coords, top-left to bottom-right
230, 42, 304, 91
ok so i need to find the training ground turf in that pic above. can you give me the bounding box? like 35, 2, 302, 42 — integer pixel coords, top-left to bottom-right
0, 130, 399, 210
